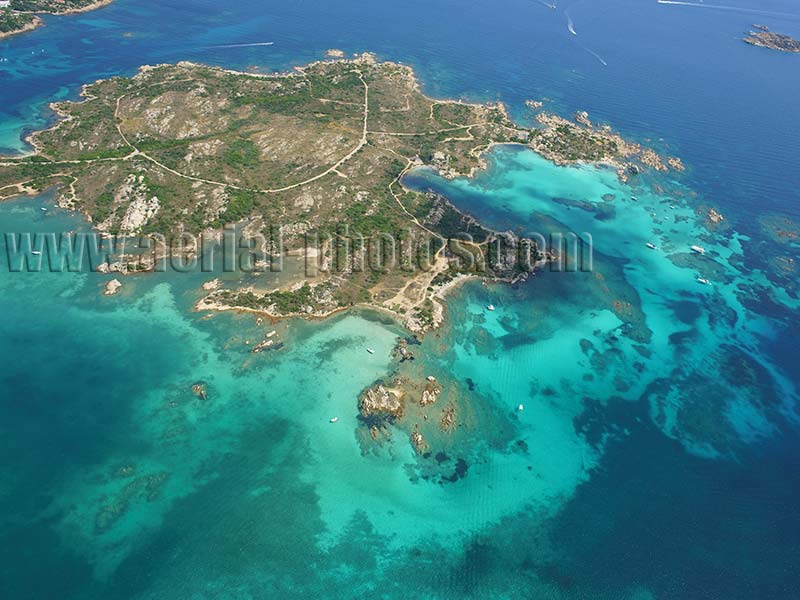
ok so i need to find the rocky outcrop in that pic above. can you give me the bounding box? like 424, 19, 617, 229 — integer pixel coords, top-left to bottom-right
525, 99, 543, 111
120, 195, 160, 234
359, 384, 404, 424
574, 110, 592, 127
667, 157, 685, 171
96, 254, 157, 275
744, 27, 800, 53
531, 111, 684, 182
410, 426, 428, 454
394, 340, 415, 362
420, 378, 442, 407
441, 403, 457, 433
104, 279, 122, 296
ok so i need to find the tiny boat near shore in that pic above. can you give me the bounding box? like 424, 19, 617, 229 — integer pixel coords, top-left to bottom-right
646, 243, 657, 250
330, 417, 339, 423
366, 348, 374, 354
487, 304, 495, 311
31, 251, 42, 256
697, 277, 711, 286
691, 245, 706, 255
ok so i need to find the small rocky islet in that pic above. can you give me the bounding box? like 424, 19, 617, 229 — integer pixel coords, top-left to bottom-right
743, 25, 800, 53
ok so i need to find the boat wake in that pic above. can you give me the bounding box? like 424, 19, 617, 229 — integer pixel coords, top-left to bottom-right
582, 45, 608, 66
565, 11, 577, 35
208, 42, 275, 49
656, 0, 800, 19
534, 0, 557, 9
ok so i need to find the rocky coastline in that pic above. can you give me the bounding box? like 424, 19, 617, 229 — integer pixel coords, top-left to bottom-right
3, 55, 683, 339
0, 14, 41, 39
530, 111, 684, 183
0, 0, 112, 39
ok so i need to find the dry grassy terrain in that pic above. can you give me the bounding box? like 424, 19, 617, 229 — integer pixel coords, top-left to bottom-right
0, 55, 680, 329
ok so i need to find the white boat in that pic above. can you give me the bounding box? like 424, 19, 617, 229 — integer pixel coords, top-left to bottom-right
486, 304, 495, 312
691, 245, 706, 255
646, 243, 657, 250
31, 251, 42, 256
330, 417, 339, 423
40, 207, 47, 212
697, 277, 711, 286
518, 404, 524, 412
631, 195, 638, 202
366, 348, 374, 354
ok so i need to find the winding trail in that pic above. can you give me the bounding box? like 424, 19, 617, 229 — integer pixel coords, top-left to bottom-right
111, 70, 372, 195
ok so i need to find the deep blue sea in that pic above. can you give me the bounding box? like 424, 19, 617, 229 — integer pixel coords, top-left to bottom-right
1, 1, 798, 598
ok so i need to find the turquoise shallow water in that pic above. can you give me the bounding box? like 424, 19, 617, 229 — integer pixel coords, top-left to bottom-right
1, 0, 799, 598
0, 195, 597, 598
405, 147, 799, 457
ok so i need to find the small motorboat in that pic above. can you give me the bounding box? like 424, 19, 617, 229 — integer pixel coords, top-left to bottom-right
40, 207, 47, 212
486, 304, 496, 312
366, 348, 375, 354
518, 404, 524, 412
646, 243, 657, 250
697, 277, 711, 286
31, 251, 42, 256
631, 196, 638, 202
691, 245, 706, 255
330, 417, 339, 423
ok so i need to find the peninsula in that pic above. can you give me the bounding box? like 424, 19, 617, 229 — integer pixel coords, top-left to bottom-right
0, 55, 682, 332
0, 0, 111, 39
743, 25, 800, 53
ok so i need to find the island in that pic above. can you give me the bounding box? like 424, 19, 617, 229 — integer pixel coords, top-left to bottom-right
0, 54, 683, 333
0, 0, 111, 40
743, 25, 800, 53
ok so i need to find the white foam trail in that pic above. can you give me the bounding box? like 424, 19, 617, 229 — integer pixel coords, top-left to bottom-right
583, 46, 608, 66
656, 0, 800, 19
208, 42, 275, 49
535, 0, 557, 9
566, 12, 577, 35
